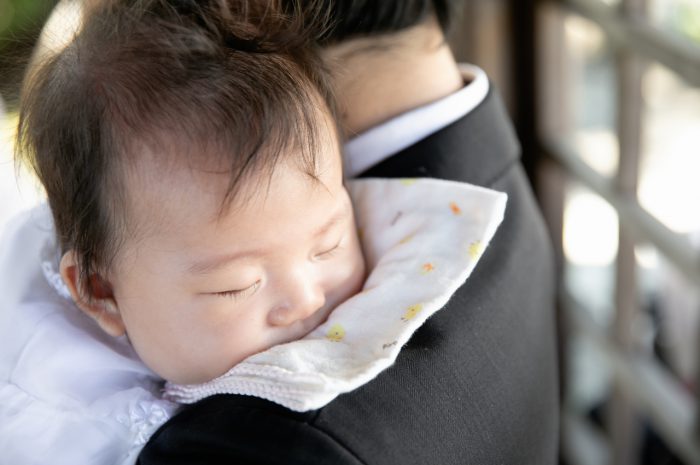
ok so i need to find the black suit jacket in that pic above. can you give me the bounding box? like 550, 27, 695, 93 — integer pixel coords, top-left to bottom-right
138, 88, 559, 465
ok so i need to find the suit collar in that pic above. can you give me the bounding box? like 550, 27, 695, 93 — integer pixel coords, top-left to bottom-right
344, 64, 489, 177
358, 85, 520, 188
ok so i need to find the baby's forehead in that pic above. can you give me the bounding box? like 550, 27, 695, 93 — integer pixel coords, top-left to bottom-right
119, 139, 341, 236
112, 153, 351, 272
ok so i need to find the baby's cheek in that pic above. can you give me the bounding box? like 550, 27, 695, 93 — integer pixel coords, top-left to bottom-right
352, 227, 368, 280
340, 245, 367, 300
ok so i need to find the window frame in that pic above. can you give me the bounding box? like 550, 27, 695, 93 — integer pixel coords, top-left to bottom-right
532, 0, 700, 463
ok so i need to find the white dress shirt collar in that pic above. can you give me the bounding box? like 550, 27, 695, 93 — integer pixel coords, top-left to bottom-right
343, 64, 489, 178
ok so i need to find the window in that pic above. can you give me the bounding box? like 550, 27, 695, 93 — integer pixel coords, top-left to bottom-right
536, 0, 700, 463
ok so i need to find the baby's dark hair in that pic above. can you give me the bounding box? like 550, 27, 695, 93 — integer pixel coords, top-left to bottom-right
16, 0, 335, 295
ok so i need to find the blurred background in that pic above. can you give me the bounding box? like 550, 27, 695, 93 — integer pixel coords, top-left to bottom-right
0, 0, 56, 232
450, 1, 700, 464
1, 0, 699, 464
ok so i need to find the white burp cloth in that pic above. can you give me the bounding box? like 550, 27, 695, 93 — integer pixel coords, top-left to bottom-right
165, 177, 507, 412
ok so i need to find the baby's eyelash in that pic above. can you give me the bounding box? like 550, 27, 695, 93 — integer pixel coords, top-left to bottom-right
215, 280, 260, 300
317, 241, 342, 259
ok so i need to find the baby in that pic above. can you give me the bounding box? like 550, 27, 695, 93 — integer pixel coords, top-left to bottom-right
1, 0, 507, 463
4, 0, 363, 463
20, 0, 365, 386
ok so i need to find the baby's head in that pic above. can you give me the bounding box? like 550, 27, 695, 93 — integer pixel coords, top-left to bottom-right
17, 0, 365, 384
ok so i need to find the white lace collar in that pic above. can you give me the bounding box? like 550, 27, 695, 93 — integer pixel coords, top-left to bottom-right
40, 236, 72, 300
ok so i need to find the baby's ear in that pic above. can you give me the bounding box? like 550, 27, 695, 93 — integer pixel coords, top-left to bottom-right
59, 250, 126, 337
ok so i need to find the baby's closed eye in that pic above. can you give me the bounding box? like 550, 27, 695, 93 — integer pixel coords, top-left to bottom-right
213, 280, 261, 300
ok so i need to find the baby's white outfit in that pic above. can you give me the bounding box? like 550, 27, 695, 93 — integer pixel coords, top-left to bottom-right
0, 205, 178, 465
0, 178, 506, 464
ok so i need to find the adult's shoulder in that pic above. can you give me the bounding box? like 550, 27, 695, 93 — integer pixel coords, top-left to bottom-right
139, 395, 362, 465
357, 85, 560, 464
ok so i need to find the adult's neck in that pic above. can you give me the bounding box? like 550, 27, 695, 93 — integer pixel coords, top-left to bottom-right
322, 17, 463, 138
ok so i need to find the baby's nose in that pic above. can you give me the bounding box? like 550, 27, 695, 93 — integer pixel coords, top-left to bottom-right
267, 281, 326, 327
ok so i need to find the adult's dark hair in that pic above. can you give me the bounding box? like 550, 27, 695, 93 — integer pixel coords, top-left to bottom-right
292, 0, 464, 44
16, 0, 335, 295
